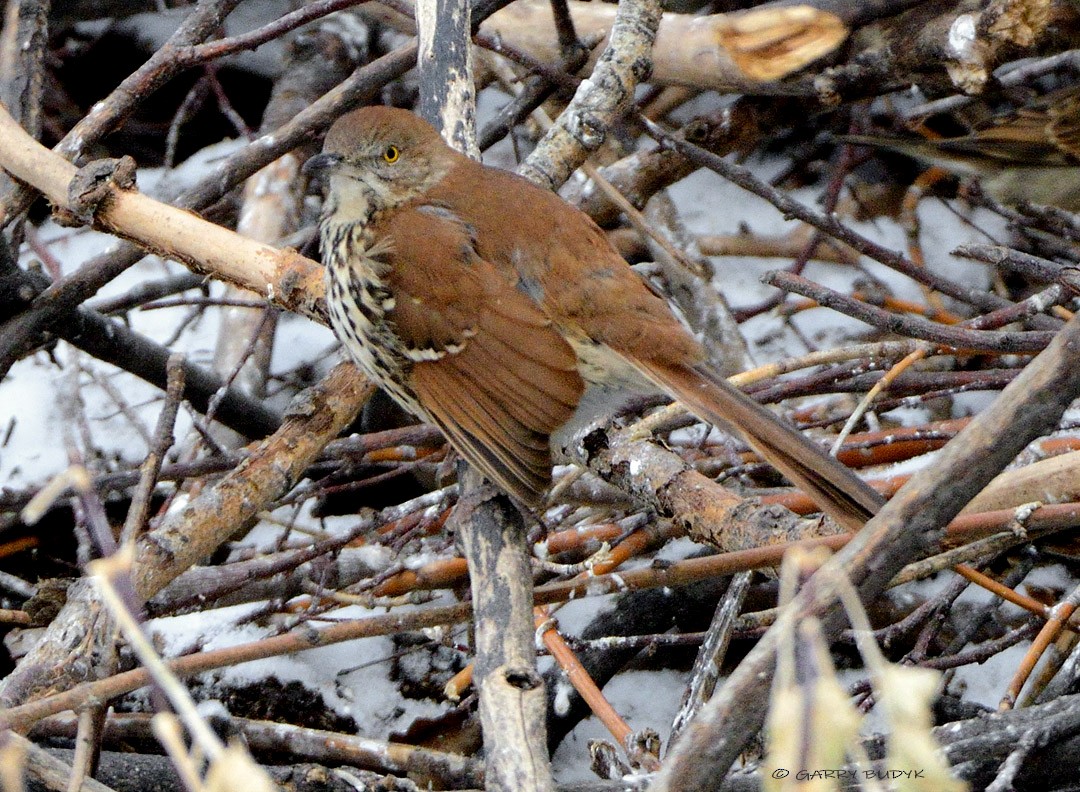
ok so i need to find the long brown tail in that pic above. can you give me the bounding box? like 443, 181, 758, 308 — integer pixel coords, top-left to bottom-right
637, 360, 884, 532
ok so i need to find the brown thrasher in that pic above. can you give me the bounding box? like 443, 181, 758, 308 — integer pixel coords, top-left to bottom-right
306, 106, 883, 530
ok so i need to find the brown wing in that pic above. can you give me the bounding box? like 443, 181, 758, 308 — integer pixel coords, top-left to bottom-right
376, 204, 585, 506
428, 160, 705, 367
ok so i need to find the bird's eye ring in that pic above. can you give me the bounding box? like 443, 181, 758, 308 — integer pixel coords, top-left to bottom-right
383, 145, 400, 164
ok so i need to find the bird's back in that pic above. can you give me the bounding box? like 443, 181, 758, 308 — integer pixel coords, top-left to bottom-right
425, 157, 705, 368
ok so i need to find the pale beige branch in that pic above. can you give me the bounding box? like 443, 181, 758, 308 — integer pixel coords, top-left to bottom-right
963, 450, 1080, 515
213, 154, 305, 400
698, 227, 861, 266
0, 103, 325, 321
482, 0, 848, 90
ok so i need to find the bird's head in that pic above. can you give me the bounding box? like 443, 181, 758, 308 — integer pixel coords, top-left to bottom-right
305, 106, 457, 216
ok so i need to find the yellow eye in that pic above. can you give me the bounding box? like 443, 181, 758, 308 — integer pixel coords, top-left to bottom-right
383, 145, 400, 163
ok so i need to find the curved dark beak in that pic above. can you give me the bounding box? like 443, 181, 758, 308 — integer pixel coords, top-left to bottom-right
302, 152, 343, 177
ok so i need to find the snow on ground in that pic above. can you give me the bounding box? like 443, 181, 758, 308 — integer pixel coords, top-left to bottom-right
552, 669, 687, 783
148, 600, 450, 738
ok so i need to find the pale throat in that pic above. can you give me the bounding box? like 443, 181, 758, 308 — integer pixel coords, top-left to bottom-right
323, 173, 380, 227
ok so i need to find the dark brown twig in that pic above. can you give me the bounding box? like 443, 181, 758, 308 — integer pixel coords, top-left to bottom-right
764, 270, 1055, 353
119, 355, 185, 544
639, 117, 1060, 324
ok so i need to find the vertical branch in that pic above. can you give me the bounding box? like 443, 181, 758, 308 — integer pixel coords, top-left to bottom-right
0, 0, 50, 218
416, 0, 478, 157
415, 0, 554, 787
452, 470, 555, 792
0, 0, 48, 281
